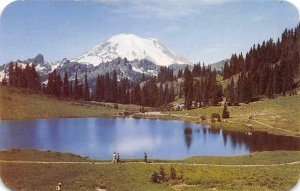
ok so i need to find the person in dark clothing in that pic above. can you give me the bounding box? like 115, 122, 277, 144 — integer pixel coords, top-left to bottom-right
117, 153, 120, 163
144, 152, 147, 163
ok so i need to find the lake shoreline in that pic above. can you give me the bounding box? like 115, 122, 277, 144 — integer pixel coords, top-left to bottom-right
2, 148, 300, 163
1, 149, 300, 191
1, 111, 300, 138
1, 85, 299, 138
0, 114, 300, 138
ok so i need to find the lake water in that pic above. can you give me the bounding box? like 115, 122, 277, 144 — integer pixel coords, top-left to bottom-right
0, 117, 299, 160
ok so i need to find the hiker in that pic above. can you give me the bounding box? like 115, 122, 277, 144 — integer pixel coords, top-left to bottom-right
56, 183, 62, 191
112, 152, 117, 163
117, 153, 120, 163
144, 152, 147, 163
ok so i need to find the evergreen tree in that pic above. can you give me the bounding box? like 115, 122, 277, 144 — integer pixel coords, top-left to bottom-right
83, 73, 90, 101
111, 70, 118, 102
132, 83, 142, 105
212, 84, 223, 105
63, 72, 70, 97
183, 66, 193, 109
74, 72, 79, 99
1, 71, 7, 86
169, 83, 175, 103
222, 101, 230, 119
8, 62, 14, 86
69, 81, 73, 97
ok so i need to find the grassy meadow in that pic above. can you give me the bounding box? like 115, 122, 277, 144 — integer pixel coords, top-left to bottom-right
163, 94, 300, 137
1, 149, 300, 191
0, 86, 121, 120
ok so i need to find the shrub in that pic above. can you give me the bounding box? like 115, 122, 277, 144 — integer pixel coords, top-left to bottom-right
140, 107, 145, 113
159, 166, 166, 182
211, 113, 221, 122
113, 103, 118, 109
222, 102, 230, 119
151, 171, 160, 183
170, 167, 176, 180
200, 115, 206, 121
179, 170, 184, 180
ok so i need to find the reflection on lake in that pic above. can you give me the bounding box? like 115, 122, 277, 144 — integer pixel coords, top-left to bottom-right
0, 118, 299, 160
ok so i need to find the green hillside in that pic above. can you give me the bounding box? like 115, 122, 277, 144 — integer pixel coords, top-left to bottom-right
0, 85, 120, 120
165, 93, 300, 137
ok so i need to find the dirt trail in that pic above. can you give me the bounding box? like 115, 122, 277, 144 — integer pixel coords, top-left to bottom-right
1, 160, 300, 167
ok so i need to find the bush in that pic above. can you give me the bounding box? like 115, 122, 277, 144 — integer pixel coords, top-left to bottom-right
159, 166, 166, 182
179, 170, 184, 180
140, 107, 145, 113
151, 171, 160, 183
222, 102, 230, 119
170, 167, 176, 180
113, 103, 118, 109
211, 113, 221, 122
200, 115, 206, 121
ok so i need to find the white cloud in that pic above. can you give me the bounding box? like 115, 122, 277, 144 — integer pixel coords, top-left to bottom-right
0, 0, 17, 24
164, 24, 181, 32
286, 0, 300, 20
250, 16, 264, 23
97, 0, 233, 19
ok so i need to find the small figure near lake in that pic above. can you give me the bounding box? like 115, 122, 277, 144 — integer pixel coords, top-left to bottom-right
144, 152, 147, 163
112, 152, 117, 163
56, 183, 62, 191
117, 152, 120, 163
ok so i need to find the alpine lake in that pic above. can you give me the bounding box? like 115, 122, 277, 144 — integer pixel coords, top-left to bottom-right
0, 117, 299, 160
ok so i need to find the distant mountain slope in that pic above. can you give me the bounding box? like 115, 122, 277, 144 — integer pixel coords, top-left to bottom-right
209, 59, 229, 72
0, 54, 51, 82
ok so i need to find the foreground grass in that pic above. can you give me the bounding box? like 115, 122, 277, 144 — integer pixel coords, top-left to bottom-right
164, 94, 300, 137
0, 149, 300, 191
0, 86, 122, 120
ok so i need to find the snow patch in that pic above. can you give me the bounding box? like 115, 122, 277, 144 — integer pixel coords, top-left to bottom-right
0, 70, 5, 80
132, 66, 144, 73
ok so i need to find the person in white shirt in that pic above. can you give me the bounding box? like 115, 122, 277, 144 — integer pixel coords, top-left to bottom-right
56, 183, 62, 191
112, 152, 117, 163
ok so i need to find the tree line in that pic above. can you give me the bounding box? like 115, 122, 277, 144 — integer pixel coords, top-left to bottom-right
43, 70, 90, 101
223, 24, 300, 104
3, 62, 41, 91
183, 64, 223, 109
93, 71, 175, 107
41, 69, 176, 108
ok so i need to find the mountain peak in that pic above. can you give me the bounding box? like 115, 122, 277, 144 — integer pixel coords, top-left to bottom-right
71, 34, 193, 67
34, 53, 44, 64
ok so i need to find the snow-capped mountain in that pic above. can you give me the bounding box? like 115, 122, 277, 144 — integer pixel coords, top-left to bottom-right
0, 34, 193, 84
71, 33, 193, 66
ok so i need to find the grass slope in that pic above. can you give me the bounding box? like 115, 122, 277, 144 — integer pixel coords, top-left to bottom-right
0, 86, 120, 120
165, 94, 300, 137
0, 149, 300, 191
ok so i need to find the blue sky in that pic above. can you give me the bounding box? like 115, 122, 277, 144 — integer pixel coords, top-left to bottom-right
0, 0, 299, 64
